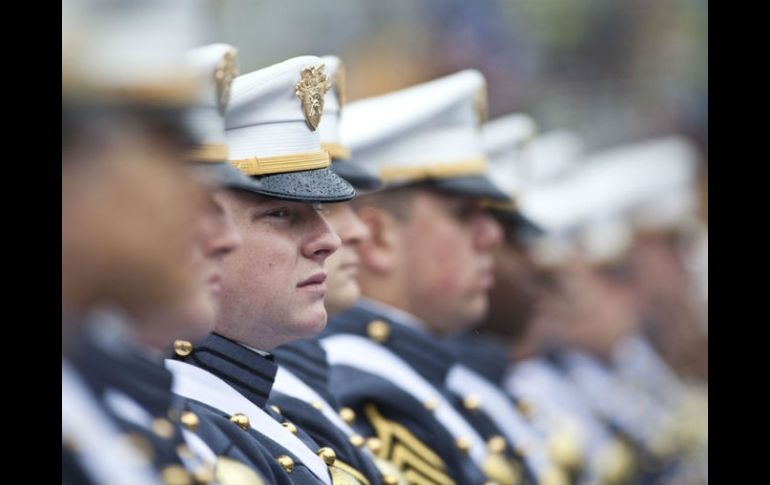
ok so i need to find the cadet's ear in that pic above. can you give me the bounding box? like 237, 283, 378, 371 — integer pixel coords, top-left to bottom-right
354, 206, 401, 273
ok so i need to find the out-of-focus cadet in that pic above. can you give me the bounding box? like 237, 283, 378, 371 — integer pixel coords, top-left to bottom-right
611, 139, 708, 383
575, 137, 708, 483
514, 135, 707, 485
446, 120, 636, 485
62, 2, 270, 483
166, 55, 390, 485
266, 55, 389, 485
319, 70, 569, 485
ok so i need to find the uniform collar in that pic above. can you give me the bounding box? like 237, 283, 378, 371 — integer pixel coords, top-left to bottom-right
442, 331, 510, 384
271, 338, 336, 405
170, 332, 277, 408
324, 299, 455, 385
71, 321, 174, 417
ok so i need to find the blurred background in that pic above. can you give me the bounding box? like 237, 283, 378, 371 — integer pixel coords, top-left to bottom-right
210, 0, 707, 161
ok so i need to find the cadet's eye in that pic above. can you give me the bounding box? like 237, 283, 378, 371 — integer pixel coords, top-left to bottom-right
267, 208, 291, 218
448, 202, 480, 220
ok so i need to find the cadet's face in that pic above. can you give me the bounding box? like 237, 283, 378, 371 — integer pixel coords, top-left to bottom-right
560, 259, 639, 356
483, 239, 540, 340
180, 187, 242, 335
398, 190, 503, 334
323, 202, 371, 316
631, 236, 688, 302
62, 119, 203, 325
214, 191, 341, 349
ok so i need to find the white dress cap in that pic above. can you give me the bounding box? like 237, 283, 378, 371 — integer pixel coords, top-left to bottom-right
578, 136, 700, 230
185, 43, 239, 162
62, 0, 207, 105
521, 131, 585, 187
341, 70, 491, 185
222, 56, 355, 202
318, 56, 347, 160
483, 112, 538, 198
226, 56, 334, 176
319, 56, 381, 191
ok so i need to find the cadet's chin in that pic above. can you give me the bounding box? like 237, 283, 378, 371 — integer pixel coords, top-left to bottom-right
324, 280, 360, 317
292, 301, 329, 338
458, 295, 490, 331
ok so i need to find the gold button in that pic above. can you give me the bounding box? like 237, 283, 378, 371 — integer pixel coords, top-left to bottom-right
455, 437, 471, 454
230, 413, 250, 430
423, 398, 439, 411
548, 431, 582, 471
487, 435, 507, 454
123, 433, 153, 462
152, 418, 175, 439
180, 411, 199, 432
339, 407, 356, 424
160, 464, 192, 485
516, 399, 535, 419
367, 320, 390, 343
310, 400, 324, 411
176, 444, 192, 458
281, 421, 298, 434
349, 434, 365, 447
317, 446, 337, 466
270, 405, 281, 415
276, 455, 294, 473
367, 437, 382, 454
483, 451, 519, 485
215, 456, 265, 485
463, 394, 481, 411
173, 340, 193, 357
597, 440, 634, 482
540, 467, 569, 485
382, 475, 399, 485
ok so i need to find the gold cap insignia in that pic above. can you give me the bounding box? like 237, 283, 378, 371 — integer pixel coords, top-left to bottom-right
215, 48, 239, 115
295, 64, 331, 131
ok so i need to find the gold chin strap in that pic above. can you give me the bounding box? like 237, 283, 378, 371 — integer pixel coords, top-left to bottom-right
481, 196, 518, 212
230, 150, 330, 176
187, 143, 229, 163
378, 157, 487, 183
63, 75, 202, 107
322, 142, 352, 161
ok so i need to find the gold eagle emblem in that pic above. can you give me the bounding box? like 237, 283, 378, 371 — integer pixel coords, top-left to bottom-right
295, 64, 331, 131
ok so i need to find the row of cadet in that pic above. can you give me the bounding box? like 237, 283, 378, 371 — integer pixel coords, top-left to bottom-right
62, 1, 707, 485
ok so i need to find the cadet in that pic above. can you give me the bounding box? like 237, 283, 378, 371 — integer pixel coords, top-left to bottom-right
63, 5, 268, 480
166, 56, 382, 485
268, 55, 388, 485
319, 70, 566, 485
